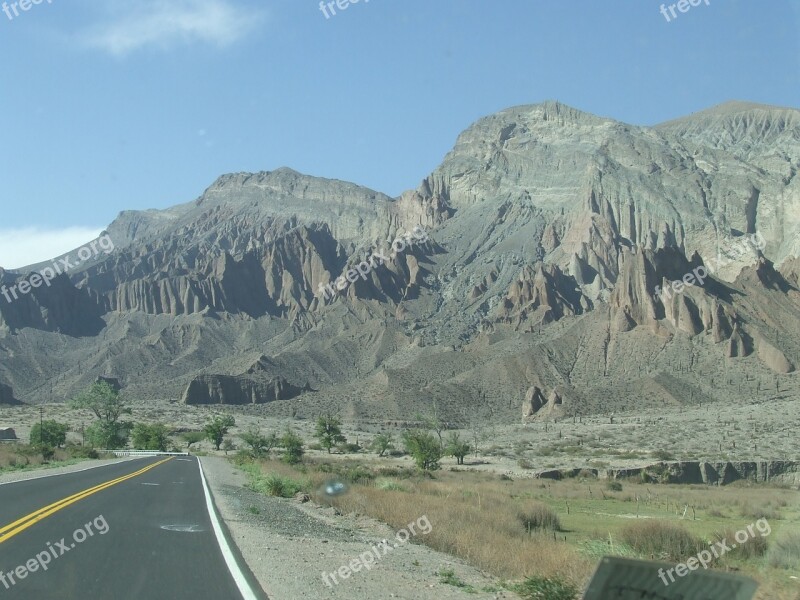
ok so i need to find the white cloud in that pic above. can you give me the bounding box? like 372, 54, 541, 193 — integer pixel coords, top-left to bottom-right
0, 227, 105, 271
82, 0, 263, 56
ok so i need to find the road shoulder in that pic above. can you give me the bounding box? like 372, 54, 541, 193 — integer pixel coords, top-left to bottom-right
199, 456, 518, 600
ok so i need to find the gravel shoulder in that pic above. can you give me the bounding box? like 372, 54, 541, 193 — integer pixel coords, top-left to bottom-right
200, 456, 519, 600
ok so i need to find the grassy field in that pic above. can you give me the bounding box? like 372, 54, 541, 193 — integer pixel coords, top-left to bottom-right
239, 455, 800, 600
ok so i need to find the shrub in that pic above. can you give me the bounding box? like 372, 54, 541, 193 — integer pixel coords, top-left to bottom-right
131, 423, 171, 451
336, 442, 362, 454
314, 414, 346, 454
341, 464, 375, 484
402, 429, 442, 471
606, 481, 623, 492
30, 420, 69, 448
445, 432, 471, 465
239, 428, 278, 458
651, 449, 674, 461
376, 478, 406, 492
513, 575, 579, 600
711, 528, 768, 560
280, 428, 304, 464
767, 532, 800, 569
621, 521, 703, 562
438, 568, 472, 590
518, 503, 562, 533
370, 433, 395, 457
247, 473, 305, 498
85, 421, 132, 449
203, 414, 235, 451
67, 444, 99, 459
518, 458, 533, 469
739, 504, 781, 521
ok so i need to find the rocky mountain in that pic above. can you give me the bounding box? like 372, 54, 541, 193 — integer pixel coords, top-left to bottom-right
1, 100, 798, 423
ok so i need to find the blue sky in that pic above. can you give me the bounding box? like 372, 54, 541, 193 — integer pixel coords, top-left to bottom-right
0, 0, 798, 268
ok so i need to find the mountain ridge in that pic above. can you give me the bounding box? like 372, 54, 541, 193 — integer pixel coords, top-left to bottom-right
1, 100, 798, 424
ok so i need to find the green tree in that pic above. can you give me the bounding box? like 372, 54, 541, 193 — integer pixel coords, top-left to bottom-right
280, 427, 304, 464
182, 431, 205, 449
30, 420, 69, 448
203, 414, 236, 451
370, 433, 395, 457
402, 429, 442, 471
445, 432, 471, 465
131, 423, 171, 451
85, 421, 132, 449
69, 381, 131, 425
239, 428, 278, 457
314, 414, 346, 454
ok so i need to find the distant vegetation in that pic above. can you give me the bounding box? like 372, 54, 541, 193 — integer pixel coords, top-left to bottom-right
232, 422, 800, 600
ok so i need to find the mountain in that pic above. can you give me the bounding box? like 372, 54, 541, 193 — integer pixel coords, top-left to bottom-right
1, 100, 798, 423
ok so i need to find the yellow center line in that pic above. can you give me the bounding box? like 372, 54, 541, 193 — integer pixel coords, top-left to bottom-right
0, 457, 173, 544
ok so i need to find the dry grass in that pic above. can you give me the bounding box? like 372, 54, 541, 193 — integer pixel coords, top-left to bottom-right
620, 520, 704, 562
321, 477, 591, 584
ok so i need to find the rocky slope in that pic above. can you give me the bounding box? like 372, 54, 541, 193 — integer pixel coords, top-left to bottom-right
0, 101, 798, 423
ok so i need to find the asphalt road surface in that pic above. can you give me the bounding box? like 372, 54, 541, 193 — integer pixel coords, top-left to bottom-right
0, 456, 265, 599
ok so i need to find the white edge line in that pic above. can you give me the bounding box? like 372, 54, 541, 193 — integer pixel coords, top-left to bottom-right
197, 457, 260, 600
0, 457, 144, 487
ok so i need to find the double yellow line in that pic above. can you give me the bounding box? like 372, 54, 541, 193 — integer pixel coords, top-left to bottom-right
0, 457, 173, 544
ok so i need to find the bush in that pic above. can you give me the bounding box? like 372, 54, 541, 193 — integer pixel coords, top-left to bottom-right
517, 458, 534, 469
242, 465, 306, 498
280, 428, 304, 464
402, 429, 442, 471
85, 421, 132, 449
712, 528, 768, 560
621, 521, 704, 562
314, 414, 346, 454
203, 414, 236, 451
606, 481, 623, 492
239, 428, 278, 458
261, 474, 304, 498
767, 532, 800, 570
67, 444, 99, 459
518, 503, 562, 533
651, 449, 675, 461
376, 478, 406, 492
739, 504, 781, 521
513, 575, 579, 600
30, 420, 69, 448
336, 442, 362, 454
131, 423, 171, 451
370, 433, 395, 457
341, 464, 375, 484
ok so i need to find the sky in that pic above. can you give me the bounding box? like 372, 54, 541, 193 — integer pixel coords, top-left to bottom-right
0, 0, 798, 268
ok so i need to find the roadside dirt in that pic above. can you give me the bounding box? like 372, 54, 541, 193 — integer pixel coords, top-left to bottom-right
199, 456, 519, 600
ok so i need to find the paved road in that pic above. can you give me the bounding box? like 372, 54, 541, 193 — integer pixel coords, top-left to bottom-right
0, 456, 265, 599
